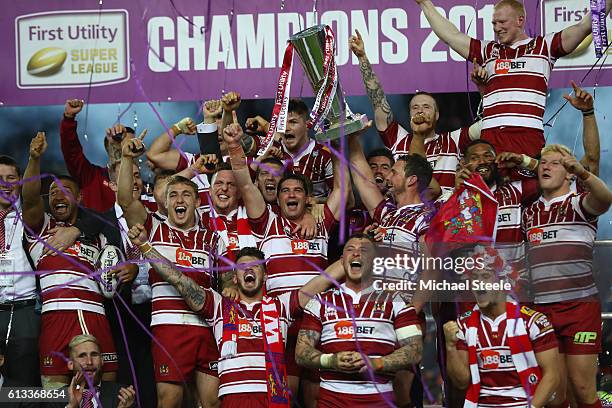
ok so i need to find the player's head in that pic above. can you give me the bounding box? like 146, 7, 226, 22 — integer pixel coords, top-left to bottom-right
49, 175, 81, 223
105, 126, 135, 164
277, 173, 312, 220
109, 160, 143, 201
153, 169, 176, 214
367, 148, 394, 192
467, 246, 512, 309
342, 234, 376, 284
234, 247, 267, 298
0, 155, 21, 211
493, 0, 527, 45
409, 92, 439, 134
538, 144, 573, 194
256, 157, 286, 204
211, 162, 240, 214
165, 175, 200, 229
67, 334, 103, 384
284, 99, 310, 153
386, 154, 433, 201
462, 140, 500, 186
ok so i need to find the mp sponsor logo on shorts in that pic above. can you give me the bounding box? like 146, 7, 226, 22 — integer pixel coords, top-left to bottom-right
15, 9, 130, 88
573, 331, 597, 345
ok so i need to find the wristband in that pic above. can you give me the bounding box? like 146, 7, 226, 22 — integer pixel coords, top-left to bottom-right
581, 108, 594, 116
138, 242, 153, 255
320, 353, 334, 369
371, 358, 384, 372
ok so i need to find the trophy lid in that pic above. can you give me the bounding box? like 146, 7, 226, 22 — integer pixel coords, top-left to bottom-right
289, 24, 326, 41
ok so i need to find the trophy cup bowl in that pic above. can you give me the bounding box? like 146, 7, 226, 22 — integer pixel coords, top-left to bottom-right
289, 25, 368, 142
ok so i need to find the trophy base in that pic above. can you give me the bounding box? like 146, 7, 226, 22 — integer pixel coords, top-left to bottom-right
313, 114, 369, 142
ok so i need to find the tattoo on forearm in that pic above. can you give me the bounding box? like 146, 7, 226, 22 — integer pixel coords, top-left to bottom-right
219, 271, 236, 291
380, 336, 423, 373
358, 58, 393, 125
147, 248, 206, 311
295, 329, 323, 369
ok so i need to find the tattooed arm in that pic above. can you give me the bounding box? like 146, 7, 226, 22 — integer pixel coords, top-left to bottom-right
295, 329, 323, 369
127, 223, 206, 312
349, 30, 393, 132
375, 335, 423, 373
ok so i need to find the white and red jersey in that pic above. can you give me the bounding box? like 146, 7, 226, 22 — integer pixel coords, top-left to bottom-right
373, 199, 432, 250
493, 179, 539, 244
274, 139, 334, 198
379, 121, 472, 193
249, 205, 336, 296
455, 305, 557, 408
469, 33, 568, 131
144, 214, 226, 327
521, 192, 598, 304
28, 214, 106, 315
199, 289, 301, 396
301, 285, 421, 396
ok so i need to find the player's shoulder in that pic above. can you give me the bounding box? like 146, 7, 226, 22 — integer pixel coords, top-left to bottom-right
520, 305, 552, 328
458, 309, 474, 323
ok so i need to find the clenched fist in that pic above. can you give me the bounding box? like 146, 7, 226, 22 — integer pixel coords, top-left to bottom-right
221, 91, 241, 112
443, 320, 461, 347
172, 117, 196, 135
203, 99, 223, 122
349, 30, 366, 58
29, 132, 47, 159
64, 99, 84, 119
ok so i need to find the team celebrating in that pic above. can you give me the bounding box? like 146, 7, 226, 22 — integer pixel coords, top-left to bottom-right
1, 0, 611, 407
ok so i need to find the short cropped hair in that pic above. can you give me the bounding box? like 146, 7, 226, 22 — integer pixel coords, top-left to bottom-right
255, 157, 286, 178
540, 144, 571, 157
53, 175, 81, 194
288, 99, 310, 121
68, 334, 101, 357
0, 156, 21, 177
236, 247, 266, 263
397, 154, 433, 193
345, 233, 376, 247
462, 139, 497, 157
409, 91, 439, 113
166, 175, 198, 197
277, 173, 313, 196
495, 0, 526, 17
367, 148, 395, 166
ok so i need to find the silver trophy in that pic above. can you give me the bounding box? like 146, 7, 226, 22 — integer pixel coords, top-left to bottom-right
290, 25, 368, 142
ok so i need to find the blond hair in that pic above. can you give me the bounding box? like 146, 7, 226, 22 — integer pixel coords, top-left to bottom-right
495, 0, 526, 17
68, 334, 100, 357
540, 143, 572, 157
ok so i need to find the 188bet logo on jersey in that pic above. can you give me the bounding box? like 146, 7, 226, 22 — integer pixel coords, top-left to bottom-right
495, 59, 526, 74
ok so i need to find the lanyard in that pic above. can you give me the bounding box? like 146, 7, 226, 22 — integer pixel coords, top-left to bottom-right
2, 213, 19, 254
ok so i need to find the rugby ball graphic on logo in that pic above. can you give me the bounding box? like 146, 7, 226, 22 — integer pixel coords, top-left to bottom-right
95, 245, 124, 298
27, 47, 67, 76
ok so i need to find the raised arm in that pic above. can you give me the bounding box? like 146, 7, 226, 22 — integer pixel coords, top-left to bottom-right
349, 30, 394, 131
325, 141, 351, 222
220, 92, 257, 156
146, 117, 197, 170
224, 123, 267, 219
561, 154, 612, 215
560, 0, 612, 55
415, 0, 472, 59
563, 81, 600, 176
22, 132, 47, 230
442, 321, 471, 390
128, 224, 206, 312
347, 133, 384, 217
117, 136, 148, 227
530, 348, 560, 408
297, 259, 345, 308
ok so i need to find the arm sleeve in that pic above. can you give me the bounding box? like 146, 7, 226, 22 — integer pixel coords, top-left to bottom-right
248, 206, 271, 236
378, 120, 401, 149
529, 312, 559, 353
198, 288, 220, 320
468, 38, 485, 65
301, 296, 323, 332
372, 199, 392, 224
59, 117, 103, 186
548, 32, 570, 59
